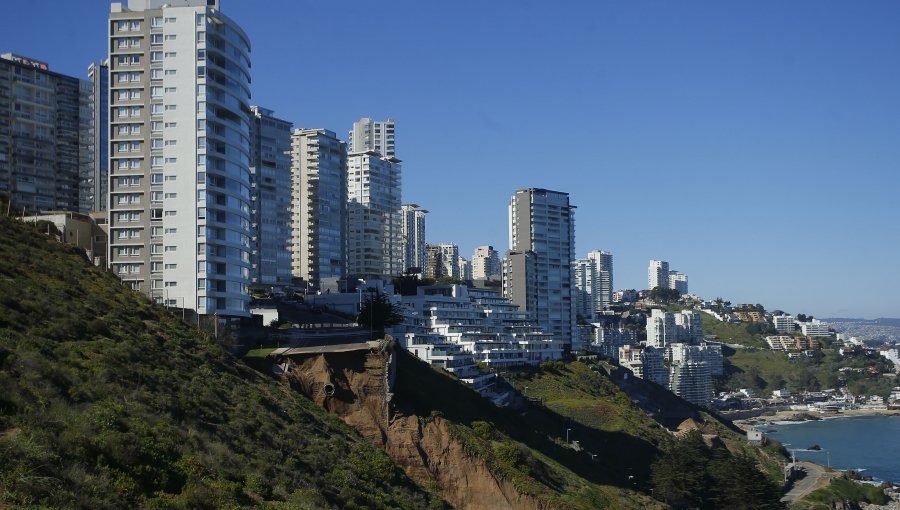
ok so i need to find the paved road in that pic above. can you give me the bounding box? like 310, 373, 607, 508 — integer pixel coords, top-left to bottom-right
782, 461, 840, 503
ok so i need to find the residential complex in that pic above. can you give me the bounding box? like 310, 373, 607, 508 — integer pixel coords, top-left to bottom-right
395, 284, 562, 370
505, 188, 576, 351
646, 309, 703, 348
0, 53, 82, 214
249, 106, 292, 287
290, 128, 347, 291
773, 315, 796, 333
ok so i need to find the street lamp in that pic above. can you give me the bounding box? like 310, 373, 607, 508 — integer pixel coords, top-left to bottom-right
357, 279, 366, 312
566, 428, 572, 444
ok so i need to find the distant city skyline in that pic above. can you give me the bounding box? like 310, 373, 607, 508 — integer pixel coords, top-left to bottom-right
3, 1, 899, 318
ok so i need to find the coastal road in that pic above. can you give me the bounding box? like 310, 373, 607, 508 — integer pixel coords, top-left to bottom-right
781, 461, 840, 503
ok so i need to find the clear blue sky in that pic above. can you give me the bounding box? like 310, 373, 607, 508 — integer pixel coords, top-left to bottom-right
3, 1, 900, 319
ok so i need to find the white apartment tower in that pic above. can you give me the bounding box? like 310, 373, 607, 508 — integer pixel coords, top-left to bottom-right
648, 259, 670, 290
346, 151, 402, 279
107, 0, 253, 317
458, 256, 472, 281
348, 117, 395, 158
591, 250, 613, 308
507, 188, 576, 351
400, 204, 428, 273
573, 250, 614, 320
472, 245, 501, 281
291, 128, 347, 290
669, 271, 688, 295
249, 106, 292, 287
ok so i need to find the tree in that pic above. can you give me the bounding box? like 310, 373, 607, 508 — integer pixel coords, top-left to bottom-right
356, 290, 404, 340
649, 286, 680, 304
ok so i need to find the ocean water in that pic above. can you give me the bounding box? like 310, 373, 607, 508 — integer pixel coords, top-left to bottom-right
759, 415, 900, 483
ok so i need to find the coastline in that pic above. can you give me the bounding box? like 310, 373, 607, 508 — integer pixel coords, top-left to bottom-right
734, 408, 900, 427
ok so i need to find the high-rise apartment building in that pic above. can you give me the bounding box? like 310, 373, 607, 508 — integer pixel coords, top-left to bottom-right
0, 53, 82, 213
472, 245, 501, 281
646, 308, 704, 348
107, 0, 253, 317
348, 117, 395, 158
400, 204, 427, 273
79, 60, 109, 213
506, 188, 576, 351
346, 151, 401, 280
591, 250, 613, 308
424, 243, 459, 280
573, 249, 614, 320
668, 271, 688, 295
648, 259, 670, 290
458, 256, 472, 281
291, 128, 347, 290
249, 106, 292, 287
669, 359, 713, 407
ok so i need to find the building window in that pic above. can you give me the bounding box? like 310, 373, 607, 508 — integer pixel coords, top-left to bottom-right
151, 51, 163, 63
151, 68, 163, 80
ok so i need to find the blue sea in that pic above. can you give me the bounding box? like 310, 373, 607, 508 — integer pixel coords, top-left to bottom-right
758, 415, 900, 483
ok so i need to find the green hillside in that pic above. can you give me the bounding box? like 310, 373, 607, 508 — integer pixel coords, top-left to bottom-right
395, 351, 785, 509
699, 314, 895, 397
0, 216, 444, 509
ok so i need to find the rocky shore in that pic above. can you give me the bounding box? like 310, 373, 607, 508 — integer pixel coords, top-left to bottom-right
735, 408, 900, 426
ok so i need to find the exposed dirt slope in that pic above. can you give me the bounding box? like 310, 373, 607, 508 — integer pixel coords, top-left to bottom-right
283, 346, 550, 510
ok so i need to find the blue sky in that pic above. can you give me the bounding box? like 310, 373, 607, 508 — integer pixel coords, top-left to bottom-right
3, 1, 900, 318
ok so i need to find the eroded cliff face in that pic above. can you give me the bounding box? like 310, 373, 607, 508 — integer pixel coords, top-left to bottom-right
281, 345, 549, 510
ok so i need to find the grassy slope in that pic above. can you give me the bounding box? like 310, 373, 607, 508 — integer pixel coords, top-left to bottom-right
701, 315, 894, 397
505, 361, 787, 485
0, 217, 444, 509
394, 351, 664, 509
790, 478, 886, 509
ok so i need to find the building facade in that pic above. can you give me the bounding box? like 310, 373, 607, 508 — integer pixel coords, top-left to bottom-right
648, 259, 670, 290
348, 117, 395, 158
668, 271, 688, 294
506, 188, 576, 351
290, 128, 347, 290
472, 245, 501, 281
107, 0, 253, 317
346, 151, 402, 280
400, 203, 427, 273
249, 106, 292, 287
0, 53, 82, 214
80, 60, 109, 213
